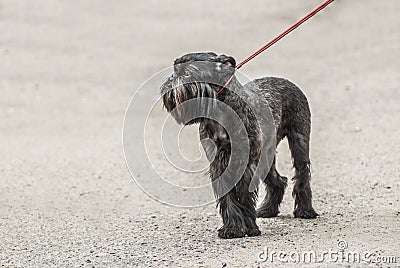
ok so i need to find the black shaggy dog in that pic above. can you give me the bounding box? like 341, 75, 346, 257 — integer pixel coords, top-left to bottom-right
160, 52, 318, 239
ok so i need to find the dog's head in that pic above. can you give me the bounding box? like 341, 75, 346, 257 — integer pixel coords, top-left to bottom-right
160, 52, 236, 125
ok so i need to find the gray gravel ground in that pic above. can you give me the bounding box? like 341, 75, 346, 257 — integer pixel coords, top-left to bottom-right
1, 0, 399, 267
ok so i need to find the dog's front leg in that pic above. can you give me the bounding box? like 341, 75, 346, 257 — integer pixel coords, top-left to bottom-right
200, 121, 250, 238
236, 165, 261, 237
209, 154, 249, 239
215, 187, 248, 238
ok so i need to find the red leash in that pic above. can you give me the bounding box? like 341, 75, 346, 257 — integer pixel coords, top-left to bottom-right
217, 0, 335, 95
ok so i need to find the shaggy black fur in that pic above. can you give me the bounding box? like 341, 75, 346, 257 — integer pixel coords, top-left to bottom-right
160, 52, 318, 239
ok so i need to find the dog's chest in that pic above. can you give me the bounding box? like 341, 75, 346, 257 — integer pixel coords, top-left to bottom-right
199, 118, 263, 163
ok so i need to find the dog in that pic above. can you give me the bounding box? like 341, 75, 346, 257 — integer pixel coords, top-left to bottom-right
160, 52, 318, 239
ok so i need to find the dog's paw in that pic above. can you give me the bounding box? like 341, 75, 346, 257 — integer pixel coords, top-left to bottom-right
246, 227, 261, 237
218, 226, 246, 239
256, 206, 279, 218
294, 208, 318, 219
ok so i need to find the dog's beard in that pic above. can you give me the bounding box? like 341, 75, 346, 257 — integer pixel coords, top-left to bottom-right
161, 77, 218, 125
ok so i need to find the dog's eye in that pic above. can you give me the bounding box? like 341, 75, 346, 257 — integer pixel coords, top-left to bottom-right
184, 71, 190, 78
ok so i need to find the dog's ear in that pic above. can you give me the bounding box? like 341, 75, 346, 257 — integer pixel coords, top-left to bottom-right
216, 54, 236, 68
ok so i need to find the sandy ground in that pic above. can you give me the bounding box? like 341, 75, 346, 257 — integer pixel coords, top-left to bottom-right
1, 0, 399, 267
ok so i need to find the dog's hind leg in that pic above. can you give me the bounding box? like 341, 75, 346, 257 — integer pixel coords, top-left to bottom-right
257, 157, 288, 218
287, 127, 318, 219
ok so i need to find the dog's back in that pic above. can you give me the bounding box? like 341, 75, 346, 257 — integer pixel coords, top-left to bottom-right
247, 77, 311, 143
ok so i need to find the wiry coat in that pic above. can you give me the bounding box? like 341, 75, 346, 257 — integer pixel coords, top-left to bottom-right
161, 52, 317, 239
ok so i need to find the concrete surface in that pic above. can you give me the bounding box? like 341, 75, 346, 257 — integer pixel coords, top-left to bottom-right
1, 0, 399, 267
